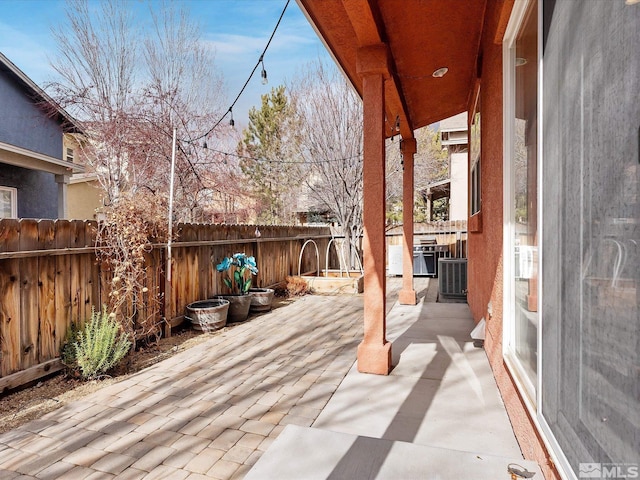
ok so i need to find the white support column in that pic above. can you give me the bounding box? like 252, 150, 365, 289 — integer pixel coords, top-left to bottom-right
55, 174, 70, 219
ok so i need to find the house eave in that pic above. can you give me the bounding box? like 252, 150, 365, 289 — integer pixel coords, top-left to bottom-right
0, 140, 85, 175
296, 0, 488, 134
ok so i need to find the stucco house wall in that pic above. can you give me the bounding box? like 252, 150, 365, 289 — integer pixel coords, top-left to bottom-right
68, 176, 102, 220
0, 70, 64, 159
0, 70, 65, 219
0, 53, 82, 219
0, 163, 58, 219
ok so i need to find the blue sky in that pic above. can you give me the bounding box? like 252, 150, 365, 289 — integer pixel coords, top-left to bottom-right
0, 0, 331, 126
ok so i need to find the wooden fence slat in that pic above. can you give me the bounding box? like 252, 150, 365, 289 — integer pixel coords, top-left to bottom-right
69, 220, 85, 326
77, 221, 91, 325
38, 220, 57, 363
99, 263, 112, 316
0, 219, 21, 377
0, 260, 21, 377
84, 221, 100, 316
184, 225, 199, 308
54, 221, 71, 353
170, 240, 182, 321
19, 220, 39, 370
0, 219, 20, 253
197, 225, 209, 300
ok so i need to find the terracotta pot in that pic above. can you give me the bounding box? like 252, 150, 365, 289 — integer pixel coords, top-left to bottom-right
185, 299, 229, 332
218, 294, 252, 322
249, 288, 275, 312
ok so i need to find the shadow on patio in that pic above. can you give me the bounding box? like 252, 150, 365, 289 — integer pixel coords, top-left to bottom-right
246, 277, 543, 480
0, 278, 539, 479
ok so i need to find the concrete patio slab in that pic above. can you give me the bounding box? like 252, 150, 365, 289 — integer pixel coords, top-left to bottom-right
314, 294, 523, 459
245, 424, 541, 480
247, 289, 539, 479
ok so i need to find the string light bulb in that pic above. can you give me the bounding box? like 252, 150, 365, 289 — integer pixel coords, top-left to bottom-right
390, 115, 401, 141
203, 138, 208, 149
260, 56, 268, 85
176, 0, 289, 146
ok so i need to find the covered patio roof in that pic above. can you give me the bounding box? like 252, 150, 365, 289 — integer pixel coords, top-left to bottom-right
297, 0, 496, 137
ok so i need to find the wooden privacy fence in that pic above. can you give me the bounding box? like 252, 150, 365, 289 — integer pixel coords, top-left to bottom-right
386, 220, 468, 258
164, 224, 334, 327
0, 219, 333, 391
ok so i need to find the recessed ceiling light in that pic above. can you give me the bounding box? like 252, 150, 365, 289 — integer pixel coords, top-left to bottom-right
515, 57, 528, 66
432, 67, 448, 78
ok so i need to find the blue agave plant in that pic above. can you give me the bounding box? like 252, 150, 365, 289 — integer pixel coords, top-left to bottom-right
215, 253, 258, 294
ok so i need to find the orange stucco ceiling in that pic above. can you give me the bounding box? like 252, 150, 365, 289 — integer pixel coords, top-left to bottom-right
297, 0, 488, 138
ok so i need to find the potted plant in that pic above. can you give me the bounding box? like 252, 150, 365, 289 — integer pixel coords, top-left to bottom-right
185, 298, 229, 332
248, 287, 275, 312
215, 253, 258, 322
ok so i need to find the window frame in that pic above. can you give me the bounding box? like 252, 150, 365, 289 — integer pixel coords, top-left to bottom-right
470, 88, 481, 217
503, 0, 540, 408
503, 2, 574, 478
0, 186, 18, 218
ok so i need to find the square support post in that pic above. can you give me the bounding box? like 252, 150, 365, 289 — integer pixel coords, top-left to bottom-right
399, 138, 417, 305
55, 174, 69, 220
356, 44, 391, 375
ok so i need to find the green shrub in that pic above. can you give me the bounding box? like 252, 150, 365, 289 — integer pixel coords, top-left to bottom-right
61, 322, 81, 369
66, 306, 132, 379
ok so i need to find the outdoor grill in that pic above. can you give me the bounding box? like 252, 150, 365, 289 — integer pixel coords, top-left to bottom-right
413, 239, 449, 276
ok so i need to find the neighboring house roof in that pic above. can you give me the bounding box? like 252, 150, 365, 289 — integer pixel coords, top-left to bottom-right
422, 178, 450, 202
440, 112, 467, 133
69, 172, 99, 184
440, 112, 468, 147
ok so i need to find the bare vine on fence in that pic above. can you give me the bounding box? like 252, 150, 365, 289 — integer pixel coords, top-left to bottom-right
95, 191, 168, 346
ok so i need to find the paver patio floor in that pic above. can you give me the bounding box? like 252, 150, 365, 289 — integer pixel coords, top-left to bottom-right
0, 284, 372, 479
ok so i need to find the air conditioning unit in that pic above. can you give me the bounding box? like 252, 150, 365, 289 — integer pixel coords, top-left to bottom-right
438, 258, 467, 300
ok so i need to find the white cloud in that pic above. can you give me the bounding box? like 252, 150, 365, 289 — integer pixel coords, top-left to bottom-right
205, 33, 265, 59
0, 20, 56, 86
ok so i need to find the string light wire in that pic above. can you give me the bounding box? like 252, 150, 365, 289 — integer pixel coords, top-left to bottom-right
160, 0, 289, 189
193, 132, 404, 166
185, 0, 290, 144
195, 147, 362, 165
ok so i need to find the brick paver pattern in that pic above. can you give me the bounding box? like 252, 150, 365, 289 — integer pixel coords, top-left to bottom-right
0, 294, 364, 480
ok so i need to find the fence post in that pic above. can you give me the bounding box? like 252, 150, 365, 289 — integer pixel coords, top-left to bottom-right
160, 245, 171, 338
